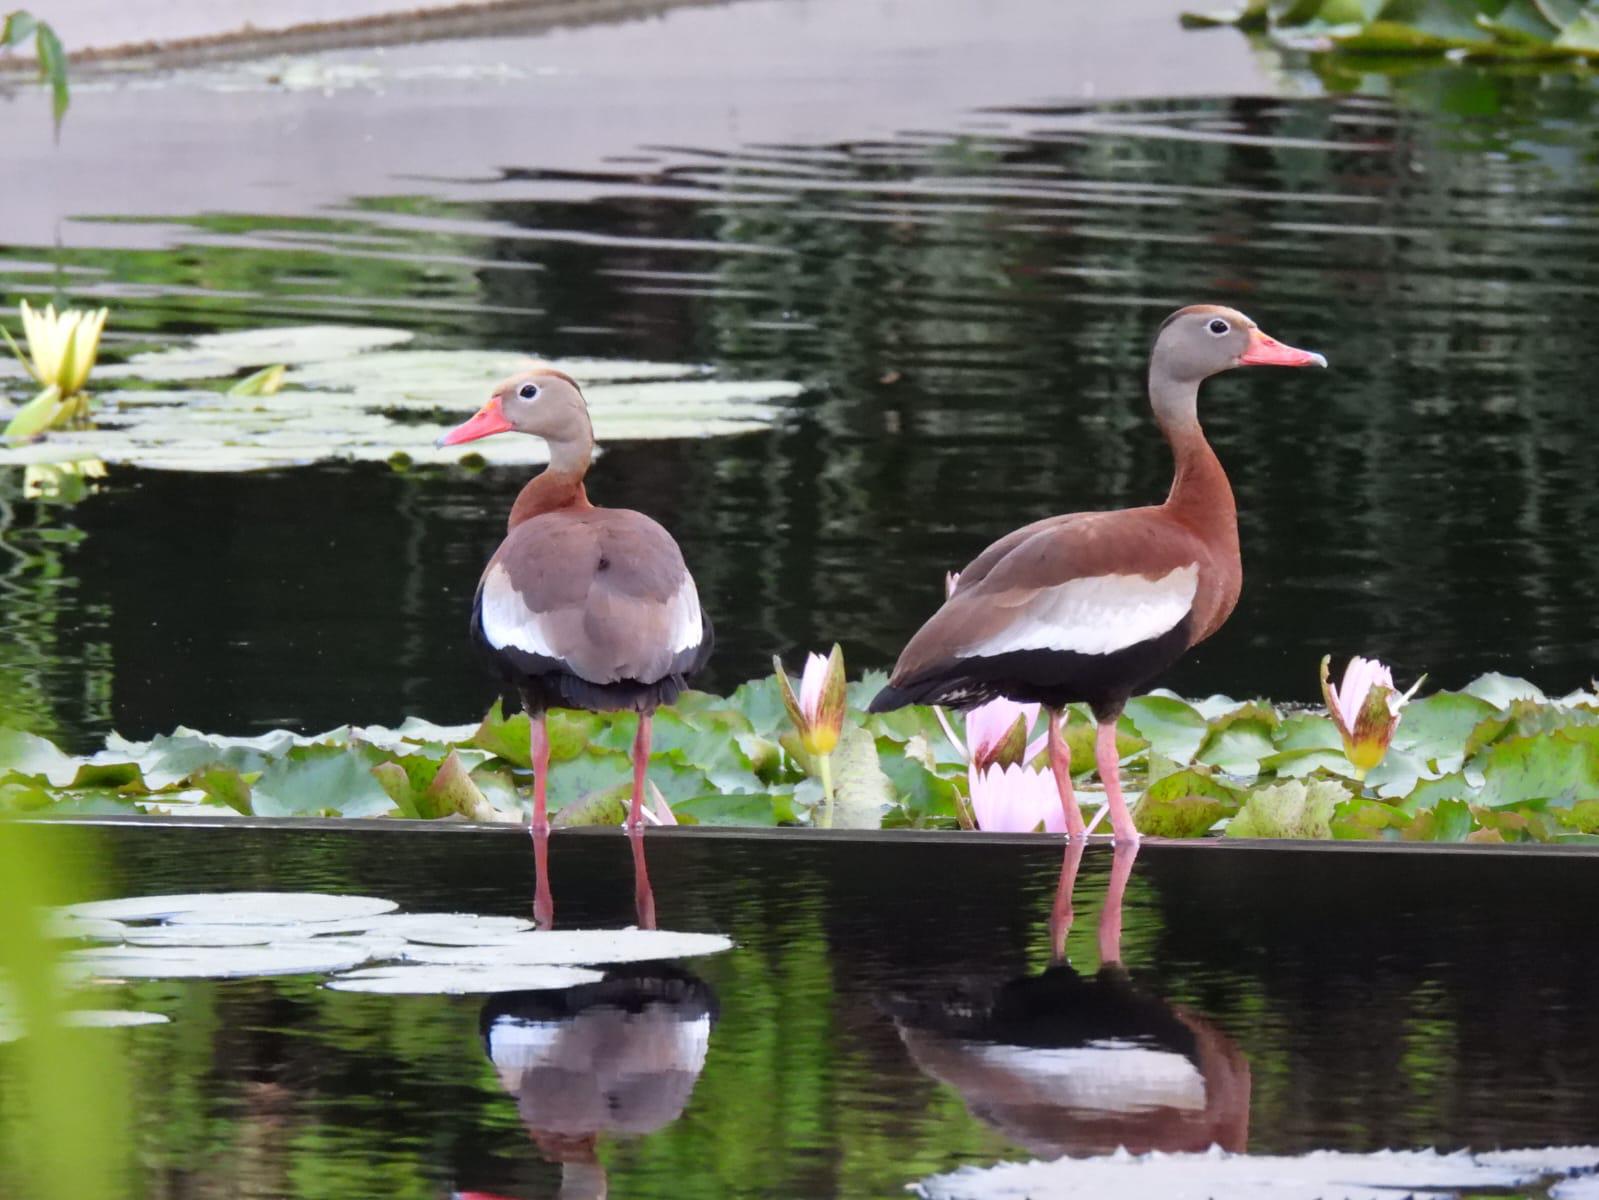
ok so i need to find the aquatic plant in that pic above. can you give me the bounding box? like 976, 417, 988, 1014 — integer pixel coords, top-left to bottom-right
1320, 654, 1424, 777
1, 667, 1595, 842
1, 11, 68, 128
0, 324, 802, 470
774, 645, 847, 827
966, 761, 1069, 834
1185, 0, 1599, 60
2, 301, 108, 438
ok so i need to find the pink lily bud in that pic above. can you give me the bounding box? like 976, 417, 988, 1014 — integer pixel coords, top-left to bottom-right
774, 644, 847, 757
964, 698, 1043, 773
1320, 654, 1424, 774
968, 763, 1070, 834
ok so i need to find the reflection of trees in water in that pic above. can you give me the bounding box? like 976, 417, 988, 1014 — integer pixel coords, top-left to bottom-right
683, 91, 1599, 693
62, 830, 1599, 1197
0, 479, 112, 737
8, 80, 1599, 740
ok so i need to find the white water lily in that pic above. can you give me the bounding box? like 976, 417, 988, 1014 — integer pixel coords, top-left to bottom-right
8, 300, 108, 395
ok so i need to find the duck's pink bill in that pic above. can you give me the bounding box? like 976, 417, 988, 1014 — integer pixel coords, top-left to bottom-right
437, 397, 512, 446
1238, 329, 1328, 368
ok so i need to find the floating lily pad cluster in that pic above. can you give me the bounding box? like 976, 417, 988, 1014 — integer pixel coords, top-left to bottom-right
1185, 0, 1599, 61
917, 1144, 1599, 1200
2, 670, 1596, 841
0, 324, 802, 472
43, 891, 732, 996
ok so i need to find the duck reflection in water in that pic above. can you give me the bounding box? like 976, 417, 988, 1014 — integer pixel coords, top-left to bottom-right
889, 843, 1250, 1158
470, 828, 716, 1200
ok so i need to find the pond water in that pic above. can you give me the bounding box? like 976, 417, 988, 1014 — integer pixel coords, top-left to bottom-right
5, 821, 1599, 1197
5, 8, 1599, 751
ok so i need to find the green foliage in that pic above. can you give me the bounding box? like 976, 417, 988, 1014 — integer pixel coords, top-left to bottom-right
2, 673, 1597, 840
1185, 0, 1599, 59
0, 823, 130, 1200
1225, 779, 1347, 838
1, 11, 69, 128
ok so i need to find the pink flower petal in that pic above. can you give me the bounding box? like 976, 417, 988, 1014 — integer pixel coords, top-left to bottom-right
965, 698, 1041, 764
798, 652, 830, 721
969, 762, 1059, 834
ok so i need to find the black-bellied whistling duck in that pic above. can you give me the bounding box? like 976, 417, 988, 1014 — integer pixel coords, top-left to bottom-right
869, 306, 1326, 843
438, 367, 713, 833
478, 966, 717, 1200
888, 843, 1251, 1158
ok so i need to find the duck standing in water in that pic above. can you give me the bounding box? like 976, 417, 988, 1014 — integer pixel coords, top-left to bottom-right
438, 368, 713, 834
870, 307, 1326, 842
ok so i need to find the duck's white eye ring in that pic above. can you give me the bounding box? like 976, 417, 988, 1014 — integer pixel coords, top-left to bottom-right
1207, 318, 1230, 336
518, 383, 539, 399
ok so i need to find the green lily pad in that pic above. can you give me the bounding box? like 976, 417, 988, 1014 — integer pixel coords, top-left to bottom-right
1, 327, 802, 472
672, 789, 797, 826
1224, 779, 1350, 839
831, 723, 895, 829
1393, 692, 1499, 763
1196, 719, 1277, 776
1329, 796, 1407, 840
1399, 797, 1477, 843
1463, 672, 1547, 709
252, 743, 396, 818
1476, 732, 1599, 809
1122, 695, 1209, 764
1134, 767, 1241, 838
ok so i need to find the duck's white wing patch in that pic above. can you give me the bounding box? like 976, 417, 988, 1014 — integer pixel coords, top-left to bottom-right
666, 576, 704, 655
960, 565, 1199, 659
479, 563, 563, 658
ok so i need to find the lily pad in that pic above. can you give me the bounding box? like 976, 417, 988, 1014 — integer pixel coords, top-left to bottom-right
1122, 695, 1209, 764
357, 913, 534, 945
395, 928, 734, 967
1, 326, 802, 472
0, 1009, 171, 1044
46, 1010, 167, 1035
1224, 780, 1348, 839
70, 938, 394, 980
325, 964, 603, 995
59, 892, 398, 925
119, 925, 287, 948
914, 1145, 1597, 1200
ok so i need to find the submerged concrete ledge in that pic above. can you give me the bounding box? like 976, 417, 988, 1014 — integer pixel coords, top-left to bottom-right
21, 813, 1599, 857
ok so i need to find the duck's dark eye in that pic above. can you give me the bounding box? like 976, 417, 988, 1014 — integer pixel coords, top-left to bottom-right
518, 383, 538, 400
1207, 318, 1230, 336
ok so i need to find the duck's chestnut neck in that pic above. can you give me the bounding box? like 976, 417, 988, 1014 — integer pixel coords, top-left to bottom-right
508, 438, 594, 530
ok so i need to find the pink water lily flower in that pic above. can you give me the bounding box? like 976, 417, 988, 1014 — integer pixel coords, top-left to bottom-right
937, 697, 1046, 773
774, 644, 846, 757
969, 762, 1070, 834
1320, 654, 1425, 775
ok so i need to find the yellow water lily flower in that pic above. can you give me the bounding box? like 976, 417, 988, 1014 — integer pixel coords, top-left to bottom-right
6, 300, 109, 396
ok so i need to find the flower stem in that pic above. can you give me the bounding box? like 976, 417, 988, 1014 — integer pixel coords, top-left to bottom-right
817, 752, 835, 829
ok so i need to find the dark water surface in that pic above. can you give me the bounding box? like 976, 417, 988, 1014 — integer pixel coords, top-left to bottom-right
5, 822, 1598, 1198
5, 68, 1599, 748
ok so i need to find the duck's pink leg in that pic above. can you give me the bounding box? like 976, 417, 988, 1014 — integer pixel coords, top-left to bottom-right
627, 713, 653, 832
629, 828, 657, 931
530, 711, 551, 838
531, 824, 554, 930
1048, 709, 1086, 838
1094, 719, 1140, 845
1098, 840, 1140, 966
1048, 838, 1087, 964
